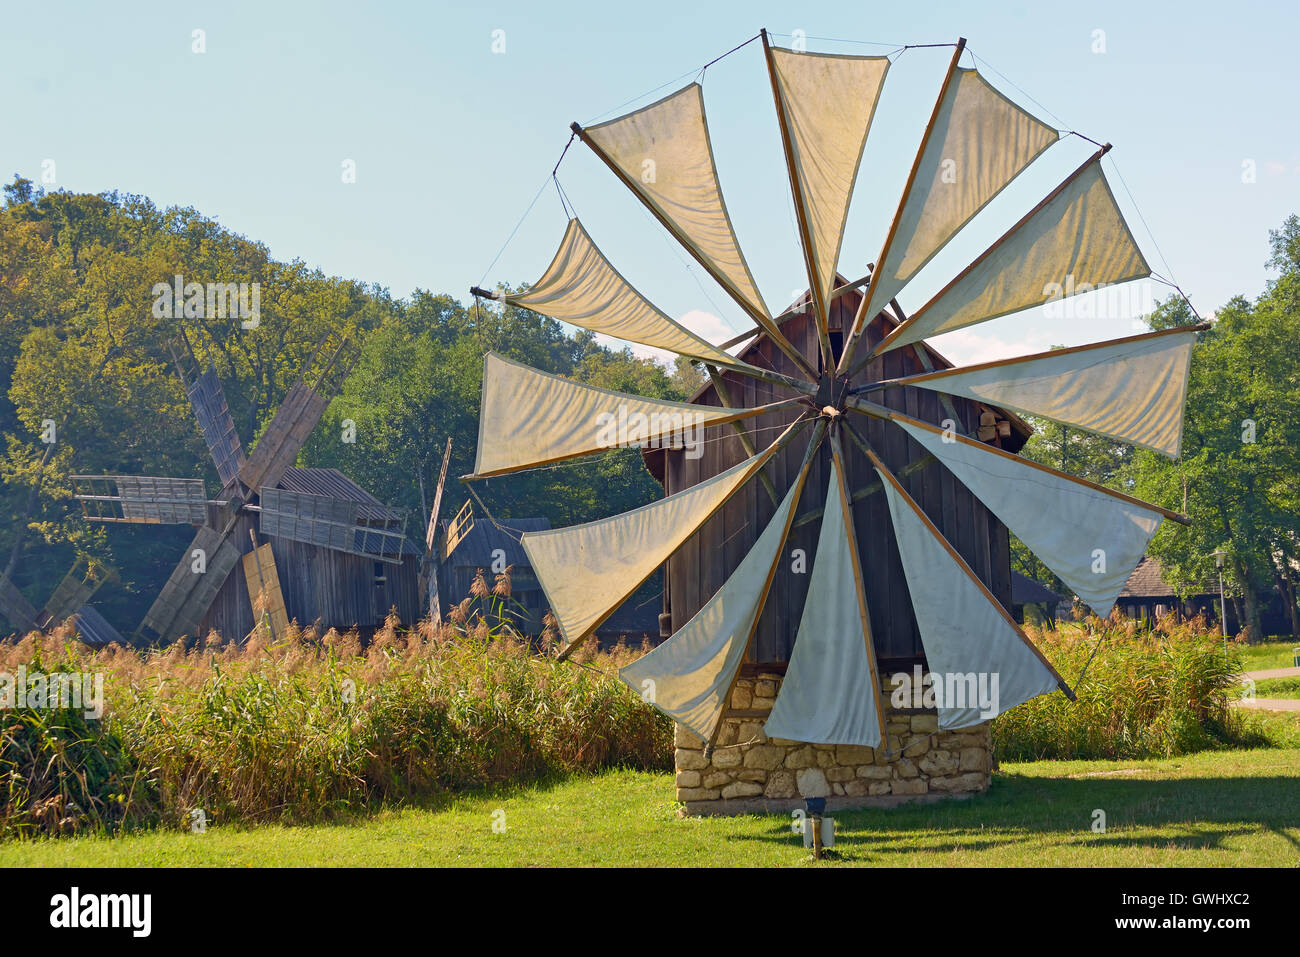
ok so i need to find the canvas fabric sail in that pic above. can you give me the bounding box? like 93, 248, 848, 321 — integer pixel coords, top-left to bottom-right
619, 477, 802, 743
585, 84, 768, 320
904, 330, 1196, 457
523, 438, 786, 644
886, 161, 1150, 350
769, 48, 889, 312
897, 419, 1163, 616
507, 219, 741, 366
878, 471, 1061, 729
859, 68, 1057, 331
764, 458, 884, 747
473, 352, 756, 477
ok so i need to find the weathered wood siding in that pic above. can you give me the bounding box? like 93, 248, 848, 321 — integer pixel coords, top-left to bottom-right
662, 288, 1015, 667
200, 528, 420, 639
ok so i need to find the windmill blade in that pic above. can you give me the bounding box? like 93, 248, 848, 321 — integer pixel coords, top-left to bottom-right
236, 337, 359, 494
38, 557, 112, 628
618, 422, 823, 745
872, 150, 1150, 357
573, 85, 817, 380
258, 487, 408, 565
530, 415, 810, 659
765, 432, 888, 748
470, 352, 806, 479
139, 524, 243, 642
498, 219, 798, 387
422, 437, 453, 624
0, 571, 39, 633
242, 531, 289, 640
72, 475, 213, 525
841, 42, 1059, 372
865, 325, 1202, 457
884, 413, 1175, 616
863, 440, 1070, 729
427, 437, 452, 556
169, 336, 246, 487
763, 31, 889, 360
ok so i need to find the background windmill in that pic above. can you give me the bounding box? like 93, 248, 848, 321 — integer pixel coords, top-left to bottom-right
72, 330, 420, 643
0, 555, 123, 645
467, 29, 1200, 772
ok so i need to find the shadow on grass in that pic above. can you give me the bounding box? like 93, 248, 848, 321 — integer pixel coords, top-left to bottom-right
724, 771, 1300, 861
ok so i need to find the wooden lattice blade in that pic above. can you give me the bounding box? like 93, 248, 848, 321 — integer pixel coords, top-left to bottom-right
241, 541, 289, 640
73, 475, 212, 525
0, 571, 39, 633
139, 525, 242, 642
236, 383, 330, 494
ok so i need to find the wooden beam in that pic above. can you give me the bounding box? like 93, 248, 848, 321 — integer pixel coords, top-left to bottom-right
844, 396, 1192, 525
828, 428, 892, 753
866, 144, 1114, 363
707, 418, 828, 749
555, 414, 815, 662
706, 365, 780, 507
761, 28, 835, 370
838, 38, 967, 376
571, 119, 820, 382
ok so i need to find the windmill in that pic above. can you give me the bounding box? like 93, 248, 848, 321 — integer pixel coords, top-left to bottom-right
0, 556, 123, 645
466, 30, 1200, 754
72, 330, 412, 643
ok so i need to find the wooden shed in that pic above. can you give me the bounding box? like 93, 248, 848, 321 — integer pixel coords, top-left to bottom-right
645, 282, 1032, 672
199, 467, 421, 638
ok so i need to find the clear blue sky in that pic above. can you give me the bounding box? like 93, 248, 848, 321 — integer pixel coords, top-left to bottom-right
4, 0, 1297, 364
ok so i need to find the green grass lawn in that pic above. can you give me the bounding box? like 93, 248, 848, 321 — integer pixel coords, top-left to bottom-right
1239, 640, 1300, 672
1255, 677, 1300, 699
2, 748, 1297, 867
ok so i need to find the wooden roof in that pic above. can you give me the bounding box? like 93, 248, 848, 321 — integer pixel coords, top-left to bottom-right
1119, 555, 1218, 599
441, 516, 551, 571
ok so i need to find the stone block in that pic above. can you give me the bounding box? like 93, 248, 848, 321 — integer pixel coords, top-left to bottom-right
742, 745, 785, 770
676, 787, 720, 801
891, 778, 928, 796
675, 770, 701, 788
796, 767, 830, 798
676, 748, 708, 771
836, 745, 874, 765
764, 771, 796, 799
785, 746, 817, 769
721, 781, 764, 799
911, 713, 939, 733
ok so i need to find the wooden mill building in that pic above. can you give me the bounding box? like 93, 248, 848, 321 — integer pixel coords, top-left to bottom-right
644, 282, 1031, 672
199, 467, 421, 639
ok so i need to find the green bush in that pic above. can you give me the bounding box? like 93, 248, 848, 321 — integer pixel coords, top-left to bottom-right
993, 614, 1253, 760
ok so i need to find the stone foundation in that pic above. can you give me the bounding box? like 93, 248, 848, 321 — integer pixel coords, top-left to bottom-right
675, 668, 993, 816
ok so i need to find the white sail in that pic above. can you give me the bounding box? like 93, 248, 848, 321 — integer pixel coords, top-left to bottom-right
901, 329, 1196, 457
765, 457, 885, 747
897, 419, 1163, 616
857, 68, 1057, 336
619, 477, 803, 743
769, 48, 889, 312
474, 352, 763, 477
878, 467, 1061, 729
523, 435, 789, 644
507, 219, 743, 366
585, 84, 768, 320
885, 161, 1149, 351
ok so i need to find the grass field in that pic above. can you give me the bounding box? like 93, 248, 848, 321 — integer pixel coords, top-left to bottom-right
1240, 640, 1300, 672
2, 747, 1296, 867
1254, 677, 1300, 699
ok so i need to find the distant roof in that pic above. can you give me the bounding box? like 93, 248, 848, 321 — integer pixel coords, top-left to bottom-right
442, 516, 551, 572
1011, 570, 1064, 606
1119, 556, 1218, 599
279, 467, 402, 523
